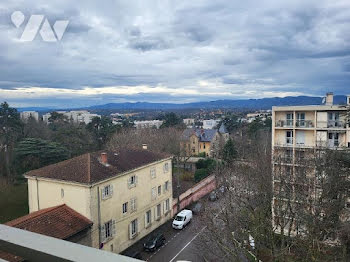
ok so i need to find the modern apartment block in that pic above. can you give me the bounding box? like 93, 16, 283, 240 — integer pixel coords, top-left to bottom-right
43, 110, 101, 124
272, 92, 350, 234
20, 111, 39, 122
24, 148, 173, 254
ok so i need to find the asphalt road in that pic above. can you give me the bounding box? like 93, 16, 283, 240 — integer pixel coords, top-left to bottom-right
122, 197, 225, 262
146, 217, 204, 262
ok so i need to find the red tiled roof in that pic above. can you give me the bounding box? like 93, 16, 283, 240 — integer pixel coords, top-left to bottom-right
26, 148, 170, 184
6, 204, 92, 239
0, 204, 92, 262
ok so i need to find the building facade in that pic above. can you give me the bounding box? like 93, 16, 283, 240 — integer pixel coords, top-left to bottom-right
272, 93, 350, 234
20, 111, 39, 122
25, 149, 173, 254
180, 124, 229, 157
43, 111, 100, 124
134, 120, 163, 129
202, 119, 220, 129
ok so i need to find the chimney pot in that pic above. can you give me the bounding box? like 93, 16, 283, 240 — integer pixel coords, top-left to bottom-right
101, 152, 107, 164
142, 144, 148, 150
325, 92, 334, 106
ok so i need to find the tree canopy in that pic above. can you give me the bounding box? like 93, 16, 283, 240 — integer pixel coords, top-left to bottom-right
15, 138, 70, 174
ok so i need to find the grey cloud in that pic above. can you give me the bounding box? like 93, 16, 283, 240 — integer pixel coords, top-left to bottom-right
0, 0, 349, 107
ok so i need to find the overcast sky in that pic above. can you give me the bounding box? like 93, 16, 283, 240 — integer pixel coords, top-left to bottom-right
0, 0, 349, 108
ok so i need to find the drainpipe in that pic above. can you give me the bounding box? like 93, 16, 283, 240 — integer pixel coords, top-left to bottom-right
36, 177, 40, 211
97, 186, 101, 248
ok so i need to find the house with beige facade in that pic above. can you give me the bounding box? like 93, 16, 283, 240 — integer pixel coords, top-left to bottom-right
272, 92, 350, 234
180, 124, 229, 157
24, 148, 173, 254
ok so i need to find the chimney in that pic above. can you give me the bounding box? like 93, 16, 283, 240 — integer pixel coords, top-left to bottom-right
347, 95, 350, 105
142, 144, 148, 150
100, 152, 107, 164
325, 92, 334, 106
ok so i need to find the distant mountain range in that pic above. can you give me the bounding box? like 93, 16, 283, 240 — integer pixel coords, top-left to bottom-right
17, 95, 348, 112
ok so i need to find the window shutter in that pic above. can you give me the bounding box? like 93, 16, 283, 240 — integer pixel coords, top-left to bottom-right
136, 219, 139, 233
134, 198, 137, 210
128, 223, 132, 239
163, 201, 166, 213
135, 176, 138, 185
162, 184, 165, 193
112, 220, 116, 237
110, 185, 114, 196
101, 188, 105, 200
127, 177, 131, 188
100, 224, 106, 243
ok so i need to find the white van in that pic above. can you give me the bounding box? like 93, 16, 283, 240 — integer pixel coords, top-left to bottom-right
172, 209, 193, 230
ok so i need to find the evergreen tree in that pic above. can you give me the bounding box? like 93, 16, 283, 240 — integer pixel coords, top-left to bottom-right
15, 138, 70, 174
221, 138, 238, 163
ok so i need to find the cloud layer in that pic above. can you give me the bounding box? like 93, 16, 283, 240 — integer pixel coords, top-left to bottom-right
0, 0, 349, 107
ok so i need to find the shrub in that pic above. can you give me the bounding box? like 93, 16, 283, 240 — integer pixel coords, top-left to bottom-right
180, 171, 194, 181
194, 168, 209, 182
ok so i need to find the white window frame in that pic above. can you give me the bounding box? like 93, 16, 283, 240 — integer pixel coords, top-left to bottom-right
163, 162, 169, 173
122, 202, 128, 214
101, 184, 113, 200
165, 199, 170, 212
164, 181, 169, 192
156, 203, 161, 220
128, 175, 137, 188
145, 210, 152, 228
100, 220, 116, 243
150, 167, 156, 179
130, 219, 138, 238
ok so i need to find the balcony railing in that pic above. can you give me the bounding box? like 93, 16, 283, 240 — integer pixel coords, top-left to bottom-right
275, 120, 294, 127
296, 120, 314, 128
317, 121, 347, 128
327, 121, 347, 128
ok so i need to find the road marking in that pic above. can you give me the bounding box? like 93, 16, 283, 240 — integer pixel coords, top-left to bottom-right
168, 209, 224, 262
168, 226, 206, 262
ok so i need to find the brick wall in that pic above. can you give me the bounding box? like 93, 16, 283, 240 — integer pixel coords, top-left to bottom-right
172, 175, 216, 215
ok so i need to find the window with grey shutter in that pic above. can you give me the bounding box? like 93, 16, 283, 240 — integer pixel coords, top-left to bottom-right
112, 220, 116, 236
100, 224, 106, 243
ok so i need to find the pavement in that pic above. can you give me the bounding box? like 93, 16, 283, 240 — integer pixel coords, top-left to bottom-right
122, 197, 224, 262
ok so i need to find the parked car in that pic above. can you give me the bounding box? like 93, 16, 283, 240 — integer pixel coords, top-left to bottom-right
209, 191, 218, 201
172, 209, 193, 229
192, 202, 203, 214
143, 233, 166, 252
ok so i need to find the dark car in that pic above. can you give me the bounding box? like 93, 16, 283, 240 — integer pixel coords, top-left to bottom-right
192, 202, 203, 214
143, 233, 166, 252
209, 191, 218, 201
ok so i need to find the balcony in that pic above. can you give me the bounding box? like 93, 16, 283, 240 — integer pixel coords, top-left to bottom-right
0, 224, 139, 262
275, 139, 293, 148
295, 120, 314, 128
275, 120, 294, 128
317, 121, 347, 129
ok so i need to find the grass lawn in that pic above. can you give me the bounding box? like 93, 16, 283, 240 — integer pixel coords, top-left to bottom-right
0, 183, 28, 223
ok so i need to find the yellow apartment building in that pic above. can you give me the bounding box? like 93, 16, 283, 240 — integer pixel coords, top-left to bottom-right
272, 92, 350, 234
24, 148, 173, 254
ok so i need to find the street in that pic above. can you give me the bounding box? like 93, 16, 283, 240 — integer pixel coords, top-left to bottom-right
122, 198, 223, 262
